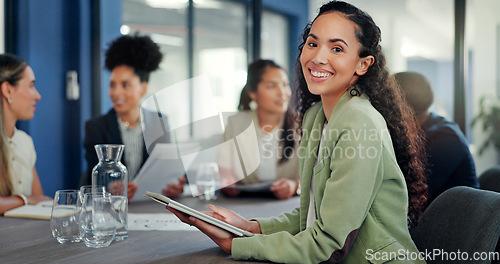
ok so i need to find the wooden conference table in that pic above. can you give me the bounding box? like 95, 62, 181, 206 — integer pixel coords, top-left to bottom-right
0, 194, 300, 264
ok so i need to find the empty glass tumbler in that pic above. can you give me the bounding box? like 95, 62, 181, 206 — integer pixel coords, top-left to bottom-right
111, 195, 128, 240
50, 189, 82, 244
79, 193, 117, 248
195, 162, 220, 200
79, 185, 106, 202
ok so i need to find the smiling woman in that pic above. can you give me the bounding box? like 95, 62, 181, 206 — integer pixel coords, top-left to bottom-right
0, 53, 51, 215
300, 11, 375, 119
167, 1, 428, 263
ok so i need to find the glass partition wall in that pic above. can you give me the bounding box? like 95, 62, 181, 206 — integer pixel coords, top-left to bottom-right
261, 9, 290, 72
193, 0, 248, 112
466, 0, 500, 170
123, 0, 190, 100
345, 0, 456, 120
308, 0, 499, 173
123, 0, 292, 142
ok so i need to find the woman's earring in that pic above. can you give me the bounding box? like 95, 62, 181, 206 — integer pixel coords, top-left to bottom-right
249, 100, 258, 111
7, 98, 12, 104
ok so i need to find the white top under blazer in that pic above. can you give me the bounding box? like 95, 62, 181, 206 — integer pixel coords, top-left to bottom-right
8, 128, 36, 196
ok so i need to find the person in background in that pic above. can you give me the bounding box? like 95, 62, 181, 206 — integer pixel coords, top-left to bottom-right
167, 1, 428, 263
0, 53, 51, 215
163, 59, 300, 200
394, 71, 478, 203
82, 33, 164, 200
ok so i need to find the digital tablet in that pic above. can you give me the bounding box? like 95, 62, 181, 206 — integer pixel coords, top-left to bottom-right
225, 181, 274, 192
145, 191, 254, 237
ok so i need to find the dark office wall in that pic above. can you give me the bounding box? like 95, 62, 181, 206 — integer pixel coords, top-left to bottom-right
10, 0, 93, 197
98, 0, 122, 116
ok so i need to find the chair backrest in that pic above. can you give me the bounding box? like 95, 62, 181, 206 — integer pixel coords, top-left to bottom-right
479, 166, 500, 193
410, 186, 500, 264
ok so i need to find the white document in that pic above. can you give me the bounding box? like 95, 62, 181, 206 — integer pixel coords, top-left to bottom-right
131, 143, 187, 202
128, 213, 198, 231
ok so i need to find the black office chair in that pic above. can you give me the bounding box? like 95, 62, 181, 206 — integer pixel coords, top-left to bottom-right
479, 166, 500, 193
410, 186, 500, 264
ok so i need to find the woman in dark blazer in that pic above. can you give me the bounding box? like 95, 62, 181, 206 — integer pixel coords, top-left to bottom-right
82, 33, 163, 200
82, 109, 149, 180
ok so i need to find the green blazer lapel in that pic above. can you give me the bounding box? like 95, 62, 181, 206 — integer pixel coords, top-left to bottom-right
327, 87, 358, 123
300, 87, 359, 183
300, 102, 325, 181
315, 88, 357, 166
298, 102, 325, 229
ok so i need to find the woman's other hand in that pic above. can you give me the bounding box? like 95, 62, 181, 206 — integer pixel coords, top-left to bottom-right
270, 178, 298, 200
127, 182, 138, 200
162, 177, 186, 198
220, 184, 241, 196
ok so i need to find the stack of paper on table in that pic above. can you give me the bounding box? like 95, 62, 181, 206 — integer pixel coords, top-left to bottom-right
128, 213, 198, 231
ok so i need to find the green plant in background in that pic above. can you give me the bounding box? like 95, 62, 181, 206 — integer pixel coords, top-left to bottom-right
471, 96, 500, 155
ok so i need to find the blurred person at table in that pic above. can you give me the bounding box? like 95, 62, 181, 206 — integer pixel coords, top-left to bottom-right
0, 53, 51, 215
168, 1, 427, 263
163, 59, 300, 200
394, 71, 478, 204
82, 33, 164, 200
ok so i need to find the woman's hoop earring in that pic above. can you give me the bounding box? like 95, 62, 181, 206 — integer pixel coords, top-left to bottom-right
350, 88, 360, 97
249, 100, 258, 111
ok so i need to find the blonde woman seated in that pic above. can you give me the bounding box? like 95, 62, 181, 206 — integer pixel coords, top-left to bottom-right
0, 53, 51, 215
164, 59, 300, 200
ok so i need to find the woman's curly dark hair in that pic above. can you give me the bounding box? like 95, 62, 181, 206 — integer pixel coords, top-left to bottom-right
293, 1, 428, 227
105, 33, 163, 82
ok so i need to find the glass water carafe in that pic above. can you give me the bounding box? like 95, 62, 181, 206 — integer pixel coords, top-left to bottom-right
91, 144, 128, 241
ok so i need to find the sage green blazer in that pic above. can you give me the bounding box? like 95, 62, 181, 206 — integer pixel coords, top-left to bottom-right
232, 88, 425, 264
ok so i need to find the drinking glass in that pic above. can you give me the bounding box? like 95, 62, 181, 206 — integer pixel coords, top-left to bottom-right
111, 195, 128, 241
80, 185, 127, 241
79, 193, 116, 248
50, 189, 82, 244
77, 185, 106, 221
79, 185, 106, 202
195, 162, 219, 200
